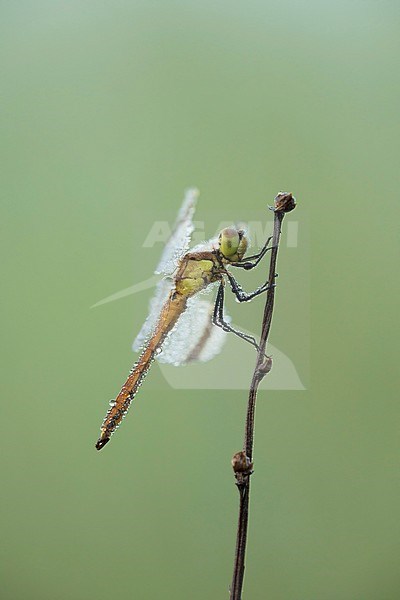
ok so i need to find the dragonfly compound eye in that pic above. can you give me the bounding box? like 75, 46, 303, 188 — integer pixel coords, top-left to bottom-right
219, 227, 240, 258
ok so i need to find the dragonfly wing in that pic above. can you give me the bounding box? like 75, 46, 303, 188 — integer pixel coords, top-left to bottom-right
187, 309, 229, 363
158, 288, 228, 365
155, 188, 199, 276
132, 277, 174, 351
189, 236, 219, 254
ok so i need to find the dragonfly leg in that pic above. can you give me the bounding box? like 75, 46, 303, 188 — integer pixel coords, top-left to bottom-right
225, 271, 274, 302
230, 236, 274, 270
213, 282, 261, 352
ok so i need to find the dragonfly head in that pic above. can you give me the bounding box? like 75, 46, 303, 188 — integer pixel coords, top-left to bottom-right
218, 227, 248, 262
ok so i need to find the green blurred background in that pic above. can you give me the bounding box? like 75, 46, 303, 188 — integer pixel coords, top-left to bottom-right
2, 1, 399, 599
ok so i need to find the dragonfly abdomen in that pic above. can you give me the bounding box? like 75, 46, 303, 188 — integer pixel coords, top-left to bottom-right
95, 292, 187, 450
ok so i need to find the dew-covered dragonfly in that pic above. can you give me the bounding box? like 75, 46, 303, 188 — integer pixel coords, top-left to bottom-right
95, 189, 273, 450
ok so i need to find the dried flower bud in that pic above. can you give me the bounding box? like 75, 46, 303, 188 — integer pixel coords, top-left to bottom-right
258, 355, 273, 376
231, 451, 253, 475
274, 191, 296, 213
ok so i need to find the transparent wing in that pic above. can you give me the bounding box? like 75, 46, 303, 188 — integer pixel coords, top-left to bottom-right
158, 285, 228, 366
155, 188, 199, 276
132, 281, 227, 365
192, 313, 229, 363
132, 277, 174, 351
189, 236, 219, 254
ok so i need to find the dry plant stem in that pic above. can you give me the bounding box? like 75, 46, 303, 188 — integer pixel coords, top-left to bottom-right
245, 210, 283, 459
230, 192, 295, 600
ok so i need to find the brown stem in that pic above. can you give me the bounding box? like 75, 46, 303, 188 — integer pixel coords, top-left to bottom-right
229, 192, 296, 600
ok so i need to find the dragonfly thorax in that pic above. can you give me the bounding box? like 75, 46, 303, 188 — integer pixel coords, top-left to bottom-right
175, 258, 216, 297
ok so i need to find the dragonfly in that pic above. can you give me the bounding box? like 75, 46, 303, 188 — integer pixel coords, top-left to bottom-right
95, 189, 274, 450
